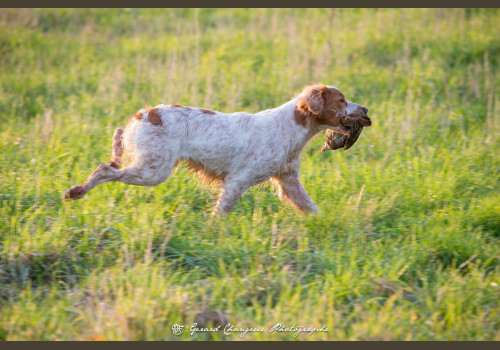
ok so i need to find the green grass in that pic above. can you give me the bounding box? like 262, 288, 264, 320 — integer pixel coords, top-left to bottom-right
0, 8, 499, 340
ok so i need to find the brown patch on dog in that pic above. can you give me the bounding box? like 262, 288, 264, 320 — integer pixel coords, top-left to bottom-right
133, 110, 142, 119
172, 104, 183, 107
297, 84, 348, 121
147, 107, 162, 126
200, 108, 215, 115
293, 108, 309, 128
322, 87, 347, 110
297, 84, 328, 115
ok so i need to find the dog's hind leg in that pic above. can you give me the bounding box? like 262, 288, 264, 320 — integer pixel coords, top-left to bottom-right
63, 158, 178, 201
64, 127, 126, 200
64, 162, 121, 200
64, 126, 178, 201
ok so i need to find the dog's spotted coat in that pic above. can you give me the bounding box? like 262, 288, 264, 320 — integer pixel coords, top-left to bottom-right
64, 84, 368, 215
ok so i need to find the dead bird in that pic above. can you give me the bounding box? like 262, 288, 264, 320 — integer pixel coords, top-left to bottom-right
321, 110, 372, 152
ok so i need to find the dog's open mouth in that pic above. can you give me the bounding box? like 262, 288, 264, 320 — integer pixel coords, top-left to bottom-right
321, 113, 372, 152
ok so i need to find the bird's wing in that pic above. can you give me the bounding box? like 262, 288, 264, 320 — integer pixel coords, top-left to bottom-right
343, 121, 364, 150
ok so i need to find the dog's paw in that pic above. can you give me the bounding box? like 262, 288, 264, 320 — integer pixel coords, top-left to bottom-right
63, 186, 85, 201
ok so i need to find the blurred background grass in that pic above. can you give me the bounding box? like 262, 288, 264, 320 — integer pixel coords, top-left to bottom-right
0, 8, 499, 340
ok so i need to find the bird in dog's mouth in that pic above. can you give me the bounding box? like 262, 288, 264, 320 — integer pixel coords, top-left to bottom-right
321, 112, 372, 152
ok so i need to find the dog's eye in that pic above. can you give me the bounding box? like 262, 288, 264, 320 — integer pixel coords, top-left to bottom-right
339, 99, 345, 103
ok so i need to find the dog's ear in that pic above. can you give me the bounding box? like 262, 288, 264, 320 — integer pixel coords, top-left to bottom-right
297, 84, 327, 115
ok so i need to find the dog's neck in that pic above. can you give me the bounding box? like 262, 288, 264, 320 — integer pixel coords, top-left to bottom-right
257, 98, 323, 161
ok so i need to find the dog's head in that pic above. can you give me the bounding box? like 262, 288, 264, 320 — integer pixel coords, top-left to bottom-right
296, 84, 371, 134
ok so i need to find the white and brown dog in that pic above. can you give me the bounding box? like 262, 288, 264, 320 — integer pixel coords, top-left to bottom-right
64, 84, 369, 215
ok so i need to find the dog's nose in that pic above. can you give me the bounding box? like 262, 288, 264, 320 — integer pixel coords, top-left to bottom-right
360, 106, 368, 114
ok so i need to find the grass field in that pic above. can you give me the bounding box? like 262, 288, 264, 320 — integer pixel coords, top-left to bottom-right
0, 8, 499, 340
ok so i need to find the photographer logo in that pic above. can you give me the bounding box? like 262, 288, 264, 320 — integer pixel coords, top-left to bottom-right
171, 323, 184, 336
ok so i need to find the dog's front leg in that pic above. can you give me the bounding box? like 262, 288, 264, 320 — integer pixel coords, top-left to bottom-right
273, 172, 320, 213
